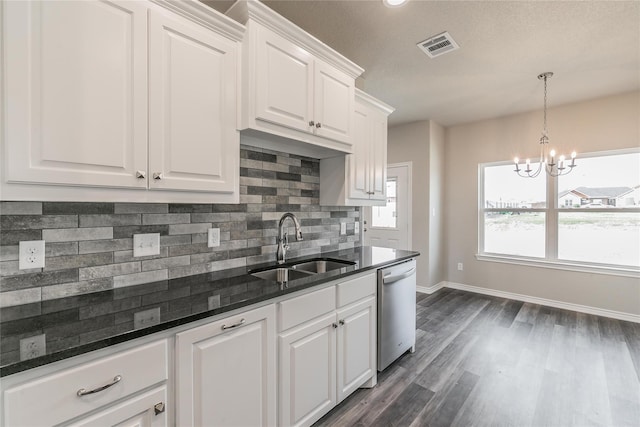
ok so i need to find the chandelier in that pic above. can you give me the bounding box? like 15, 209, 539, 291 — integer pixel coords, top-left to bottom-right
514, 72, 576, 178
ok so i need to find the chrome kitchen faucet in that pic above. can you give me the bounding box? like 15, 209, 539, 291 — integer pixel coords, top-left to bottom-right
276, 213, 303, 264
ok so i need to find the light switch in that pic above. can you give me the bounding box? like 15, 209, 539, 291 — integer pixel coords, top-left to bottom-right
340, 223, 347, 235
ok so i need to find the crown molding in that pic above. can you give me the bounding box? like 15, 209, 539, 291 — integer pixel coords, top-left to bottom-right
151, 0, 245, 41
226, 0, 364, 79
356, 88, 395, 115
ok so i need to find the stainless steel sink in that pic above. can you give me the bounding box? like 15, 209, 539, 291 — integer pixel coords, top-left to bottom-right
250, 267, 314, 282
249, 258, 356, 282
290, 258, 356, 274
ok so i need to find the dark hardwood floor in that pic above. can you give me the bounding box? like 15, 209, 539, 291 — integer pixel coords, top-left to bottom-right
314, 288, 640, 427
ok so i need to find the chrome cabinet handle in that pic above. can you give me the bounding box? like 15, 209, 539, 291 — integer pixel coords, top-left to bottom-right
153, 172, 163, 180
315, 122, 322, 128
77, 375, 122, 397
309, 120, 315, 127
339, 319, 345, 326
221, 318, 245, 330
136, 171, 146, 179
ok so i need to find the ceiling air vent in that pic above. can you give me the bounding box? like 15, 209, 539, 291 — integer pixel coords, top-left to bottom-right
417, 31, 460, 58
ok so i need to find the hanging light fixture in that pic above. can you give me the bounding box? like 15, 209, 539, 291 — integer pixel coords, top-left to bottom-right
514, 72, 576, 178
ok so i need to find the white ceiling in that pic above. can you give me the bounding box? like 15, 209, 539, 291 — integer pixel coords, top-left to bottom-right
203, 0, 640, 126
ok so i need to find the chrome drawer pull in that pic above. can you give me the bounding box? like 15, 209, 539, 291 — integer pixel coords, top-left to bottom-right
221, 318, 245, 330
77, 375, 122, 397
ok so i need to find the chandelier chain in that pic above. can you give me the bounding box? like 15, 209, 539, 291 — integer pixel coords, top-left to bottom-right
543, 74, 548, 134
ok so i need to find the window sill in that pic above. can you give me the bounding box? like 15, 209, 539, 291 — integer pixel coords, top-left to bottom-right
475, 253, 640, 278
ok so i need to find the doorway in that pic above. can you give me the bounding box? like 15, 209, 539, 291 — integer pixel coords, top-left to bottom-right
363, 162, 412, 250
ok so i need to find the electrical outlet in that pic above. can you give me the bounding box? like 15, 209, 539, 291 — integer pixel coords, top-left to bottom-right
20, 334, 46, 361
133, 233, 160, 257
19, 240, 45, 270
208, 228, 220, 248
354, 222, 360, 234
133, 307, 161, 330
340, 222, 347, 235
457, 262, 464, 271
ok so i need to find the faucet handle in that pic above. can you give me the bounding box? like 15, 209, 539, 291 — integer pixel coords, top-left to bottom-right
282, 232, 289, 249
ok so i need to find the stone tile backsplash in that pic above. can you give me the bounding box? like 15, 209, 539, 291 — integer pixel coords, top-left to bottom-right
0, 146, 359, 308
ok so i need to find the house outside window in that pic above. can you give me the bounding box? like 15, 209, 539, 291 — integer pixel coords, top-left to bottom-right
479, 149, 640, 274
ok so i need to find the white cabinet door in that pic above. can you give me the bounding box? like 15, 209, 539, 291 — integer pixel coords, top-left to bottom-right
313, 60, 354, 145
255, 26, 314, 134
368, 110, 388, 201
336, 296, 376, 402
148, 10, 239, 195
68, 387, 167, 427
175, 305, 276, 427
279, 312, 337, 427
3, 0, 148, 189
347, 103, 374, 201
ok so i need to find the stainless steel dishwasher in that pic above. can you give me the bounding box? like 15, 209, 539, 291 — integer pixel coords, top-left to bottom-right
377, 259, 417, 371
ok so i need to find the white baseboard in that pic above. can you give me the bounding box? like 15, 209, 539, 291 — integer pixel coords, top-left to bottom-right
442, 281, 640, 324
416, 281, 446, 294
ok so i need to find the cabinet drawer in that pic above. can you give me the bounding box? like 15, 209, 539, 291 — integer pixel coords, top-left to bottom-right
337, 273, 376, 308
4, 340, 168, 427
279, 286, 336, 331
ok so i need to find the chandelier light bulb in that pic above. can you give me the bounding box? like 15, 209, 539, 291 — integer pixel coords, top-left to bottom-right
550, 149, 556, 157
571, 151, 577, 159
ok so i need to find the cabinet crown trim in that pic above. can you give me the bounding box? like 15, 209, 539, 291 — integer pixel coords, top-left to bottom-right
226, 0, 364, 79
151, 0, 245, 41
355, 88, 395, 115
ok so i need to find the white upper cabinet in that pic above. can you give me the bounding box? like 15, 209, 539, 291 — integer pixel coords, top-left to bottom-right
3, 0, 149, 190
227, 0, 363, 159
255, 25, 315, 133
1, 0, 243, 203
148, 8, 238, 195
320, 90, 395, 206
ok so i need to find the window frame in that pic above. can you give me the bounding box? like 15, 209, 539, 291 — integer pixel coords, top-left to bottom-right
477, 148, 640, 278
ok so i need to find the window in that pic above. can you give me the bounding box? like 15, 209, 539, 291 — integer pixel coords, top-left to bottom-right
479, 150, 640, 273
371, 178, 397, 228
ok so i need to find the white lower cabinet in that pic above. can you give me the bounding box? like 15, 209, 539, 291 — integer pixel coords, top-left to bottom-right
278, 272, 377, 427
279, 312, 338, 427
336, 296, 376, 402
175, 304, 277, 427
2, 340, 169, 427
1, 272, 378, 427
68, 386, 168, 427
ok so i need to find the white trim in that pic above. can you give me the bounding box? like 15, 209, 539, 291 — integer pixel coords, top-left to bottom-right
417, 282, 445, 294
389, 161, 413, 250
150, 0, 245, 41
225, 0, 363, 78
444, 281, 640, 324
476, 253, 640, 279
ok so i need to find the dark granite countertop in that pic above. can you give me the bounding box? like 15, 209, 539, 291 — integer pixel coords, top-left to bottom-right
1, 246, 418, 377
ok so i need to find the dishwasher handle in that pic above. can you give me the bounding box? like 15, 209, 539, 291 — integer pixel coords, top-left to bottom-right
383, 267, 416, 284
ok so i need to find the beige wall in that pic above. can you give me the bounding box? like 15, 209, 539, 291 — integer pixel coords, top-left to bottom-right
388, 121, 430, 286
444, 91, 640, 315
429, 122, 445, 286
388, 120, 446, 288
